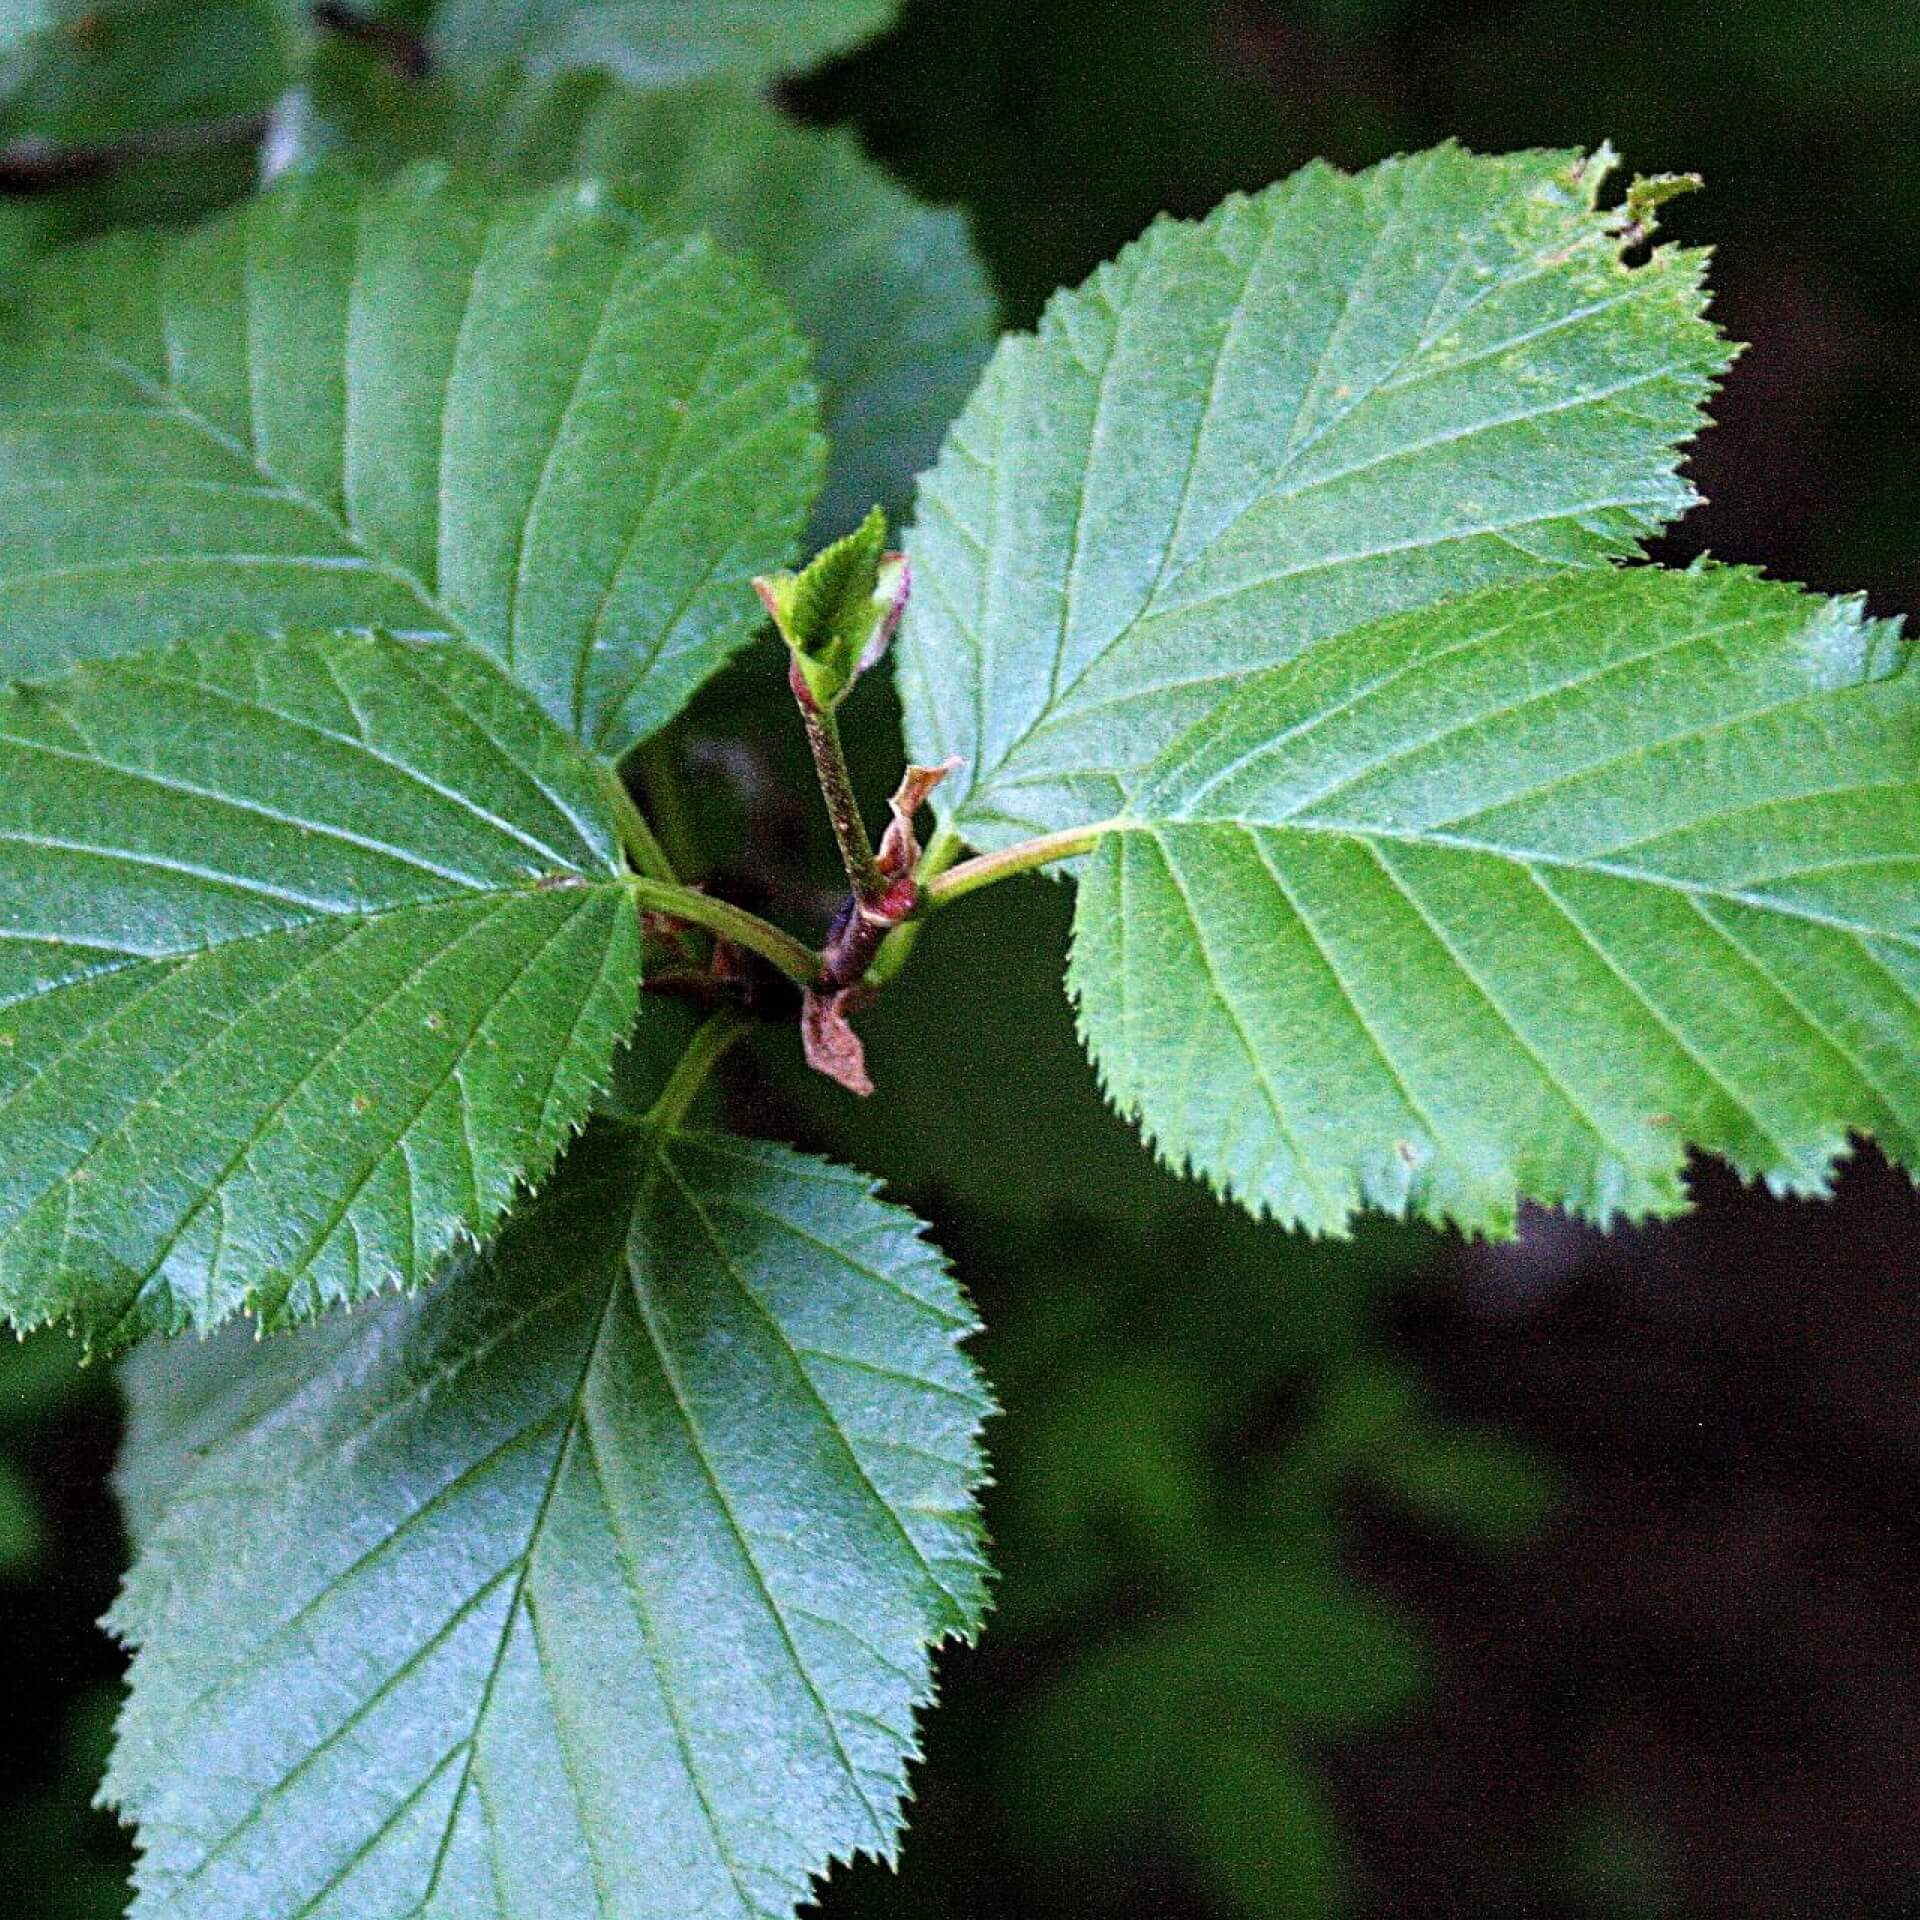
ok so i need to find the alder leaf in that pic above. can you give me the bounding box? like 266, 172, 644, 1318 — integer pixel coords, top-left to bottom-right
108, 1121, 991, 1920
286, 60, 997, 534
0, 161, 822, 760
428, 0, 900, 89
0, 627, 643, 1345
1069, 565, 1920, 1234
895, 143, 1733, 847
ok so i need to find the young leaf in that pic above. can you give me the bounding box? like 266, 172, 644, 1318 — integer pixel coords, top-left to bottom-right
287, 61, 997, 535
0, 628, 642, 1344
429, 0, 900, 89
895, 144, 1732, 847
0, 162, 822, 760
1069, 565, 1919, 1233
108, 1122, 991, 1920
756, 504, 907, 707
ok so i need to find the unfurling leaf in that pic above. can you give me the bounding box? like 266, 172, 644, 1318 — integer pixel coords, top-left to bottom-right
757, 505, 909, 709
109, 1123, 991, 1920
0, 628, 642, 1344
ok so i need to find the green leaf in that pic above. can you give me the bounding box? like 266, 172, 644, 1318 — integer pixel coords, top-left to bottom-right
0, 627, 642, 1344
770, 505, 890, 658
0, 1454, 42, 1572
288, 61, 996, 536
896, 143, 1733, 848
0, 2, 288, 133
108, 1121, 990, 1920
1069, 564, 1919, 1233
0, 162, 822, 760
429, 0, 899, 89
0, 1, 289, 244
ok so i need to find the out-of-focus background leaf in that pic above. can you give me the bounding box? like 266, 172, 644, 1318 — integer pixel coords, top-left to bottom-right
1, 3, 1916, 1917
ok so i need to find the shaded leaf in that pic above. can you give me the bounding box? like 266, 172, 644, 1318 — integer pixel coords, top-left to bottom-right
0, 1454, 41, 1572
429, 0, 899, 89
0, 2, 288, 137
1070, 565, 1919, 1232
109, 1122, 990, 1919
0, 628, 642, 1343
0, 162, 821, 759
288, 60, 996, 534
0, 1, 288, 243
896, 143, 1732, 846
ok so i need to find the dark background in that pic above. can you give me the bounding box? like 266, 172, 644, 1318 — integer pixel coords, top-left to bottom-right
4, 2, 1919, 1915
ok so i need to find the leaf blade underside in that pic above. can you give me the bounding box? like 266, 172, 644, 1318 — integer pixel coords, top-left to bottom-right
1069, 565, 1920, 1233
108, 1123, 991, 1920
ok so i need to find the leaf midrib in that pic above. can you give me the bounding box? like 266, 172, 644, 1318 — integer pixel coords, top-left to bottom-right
1117, 815, 1920, 954
410, 1139, 770, 1920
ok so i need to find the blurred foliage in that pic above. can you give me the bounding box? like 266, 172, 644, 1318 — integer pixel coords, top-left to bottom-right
0, 1, 1915, 1916
0, 1, 286, 242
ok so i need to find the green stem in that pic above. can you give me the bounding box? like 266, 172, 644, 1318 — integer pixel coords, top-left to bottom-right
795, 679, 885, 906
920, 820, 1116, 909
609, 773, 679, 885
644, 1008, 751, 1133
624, 876, 820, 987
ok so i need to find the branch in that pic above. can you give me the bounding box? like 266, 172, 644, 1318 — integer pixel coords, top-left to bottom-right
0, 110, 268, 195
313, 3, 431, 79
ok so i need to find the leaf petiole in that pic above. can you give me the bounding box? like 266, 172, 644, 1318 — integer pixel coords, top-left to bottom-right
644, 1008, 753, 1132
608, 773, 680, 885
623, 876, 821, 987
633, 732, 704, 879
918, 820, 1118, 910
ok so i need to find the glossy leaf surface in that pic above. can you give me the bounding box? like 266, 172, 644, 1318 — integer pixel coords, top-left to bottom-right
1070, 566, 1919, 1231
896, 145, 1731, 846
288, 61, 995, 535
0, 163, 821, 759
